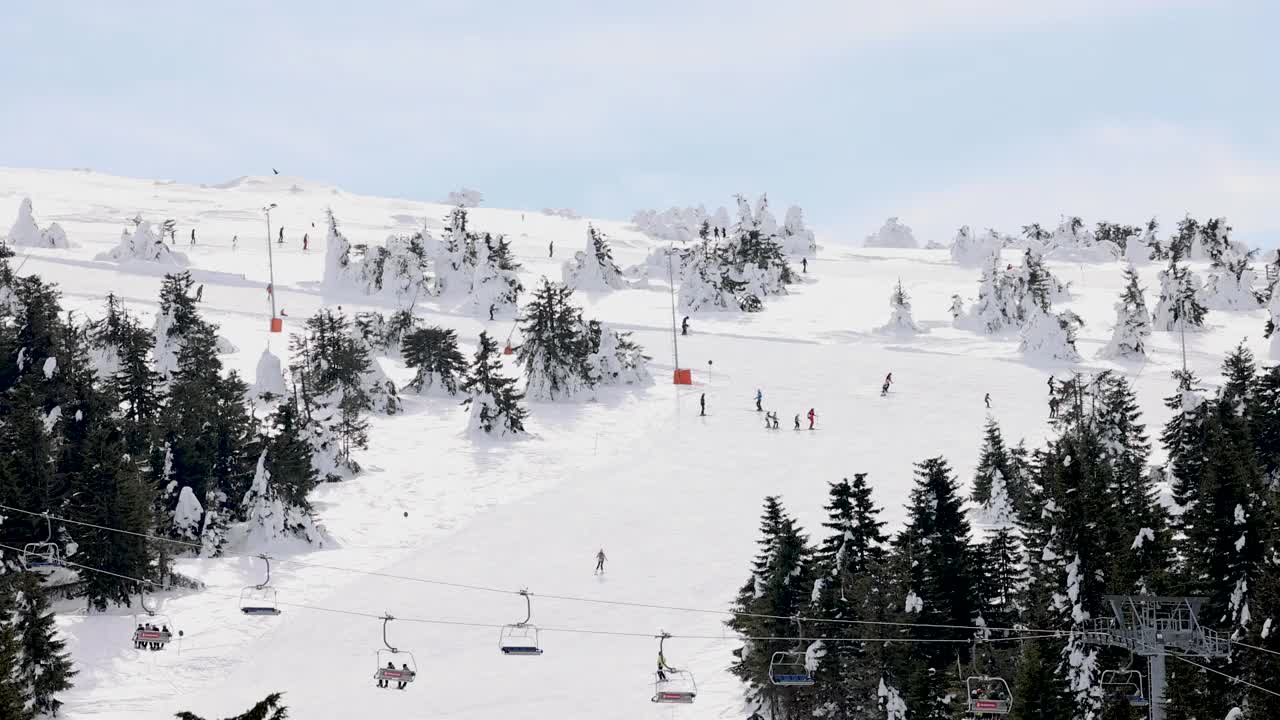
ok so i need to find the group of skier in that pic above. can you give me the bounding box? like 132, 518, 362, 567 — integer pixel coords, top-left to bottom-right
376, 662, 414, 690
132, 623, 169, 651
754, 389, 817, 431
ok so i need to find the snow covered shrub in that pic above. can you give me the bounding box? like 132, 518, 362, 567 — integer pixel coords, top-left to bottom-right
779, 205, 817, 255
1099, 266, 1152, 360
878, 279, 924, 335
6, 198, 73, 248
562, 224, 626, 291
240, 451, 323, 547
1019, 307, 1083, 361
586, 320, 651, 386
631, 204, 725, 242
951, 225, 1002, 266
864, 217, 917, 249
1203, 247, 1263, 311
469, 233, 523, 318
322, 210, 433, 304
678, 244, 741, 312
95, 216, 189, 266
402, 326, 467, 395
443, 188, 483, 207
352, 309, 418, 355
1043, 215, 1120, 262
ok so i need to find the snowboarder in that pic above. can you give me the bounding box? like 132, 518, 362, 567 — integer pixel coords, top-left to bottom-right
595, 549, 607, 575
794, 414, 801, 430
302, 232, 309, 251
802, 257, 808, 273
681, 316, 690, 336
807, 408, 816, 430
984, 393, 991, 409
190, 228, 196, 245
549, 241, 554, 258
755, 389, 763, 412
699, 393, 706, 417
232, 234, 238, 251
195, 284, 204, 302
278, 227, 284, 244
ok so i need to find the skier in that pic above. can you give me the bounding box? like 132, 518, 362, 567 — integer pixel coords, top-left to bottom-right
1047, 375, 1055, 399
398, 663, 411, 689
232, 234, 238, 251
681, 316, 690, 336
1049, 396, 1060, 419
884, 372, 893, 386
549, 241, 554, 258
755, 389, 763, 412
802, 257, 808, 273
794, 413, 801, 430
595, 548, 607, 575
488, 303, 496, 321
769, 412, 780, 429
807, 408, 816, 430
195, 284, 204, 302
190, 228, 196, 246
278, 227, 284, 245
656, 649, 673, 682
880, 381, 890, 397
984, 392, 991, 409
302, 232, 309, 251
699, 393, 706, 417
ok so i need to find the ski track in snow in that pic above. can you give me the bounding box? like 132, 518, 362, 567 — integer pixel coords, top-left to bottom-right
0, 167, 1273, 719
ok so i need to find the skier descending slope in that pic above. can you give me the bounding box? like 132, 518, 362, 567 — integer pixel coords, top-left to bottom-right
755, 389, 763, 412
699, 393, 706, 417
807, 408, 816, 429
984, 393, 991, 408
594, 549, 607, 575
794, 413, 801, 430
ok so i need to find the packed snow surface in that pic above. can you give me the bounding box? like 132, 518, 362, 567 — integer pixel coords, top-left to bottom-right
0, 166, 1273, 719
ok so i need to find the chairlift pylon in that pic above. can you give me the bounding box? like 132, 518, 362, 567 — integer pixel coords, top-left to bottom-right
499, 589, 543, 656
21, 511, 61, 570
239, 554, 281, 616
768, 616, 815, 686
373, 614, 417, 689
652, 631, 697, 704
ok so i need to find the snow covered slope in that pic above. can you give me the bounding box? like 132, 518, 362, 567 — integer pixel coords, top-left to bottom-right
0, 167, 1272, 719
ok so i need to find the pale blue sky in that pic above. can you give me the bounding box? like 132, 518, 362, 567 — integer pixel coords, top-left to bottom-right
2, 1, 1277, 245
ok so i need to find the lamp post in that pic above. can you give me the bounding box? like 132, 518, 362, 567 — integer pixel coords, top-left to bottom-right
263, 203, 278, 328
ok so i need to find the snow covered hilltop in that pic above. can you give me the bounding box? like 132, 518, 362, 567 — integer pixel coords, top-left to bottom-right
0, 167, 1277, 720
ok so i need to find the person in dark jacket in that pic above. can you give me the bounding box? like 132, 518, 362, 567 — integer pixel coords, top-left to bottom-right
681, 316, 690, 336
699, 393, 706, 416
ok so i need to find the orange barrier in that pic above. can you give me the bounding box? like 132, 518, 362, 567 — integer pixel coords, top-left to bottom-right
270, 317, 283, 333
673, 368, 692, 385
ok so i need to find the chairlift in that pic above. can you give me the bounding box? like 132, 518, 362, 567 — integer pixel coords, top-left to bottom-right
373, 614, 418, 689
966, 676, 1013, 715
769, 616, 815, 686
130, 588, 182, 651
499, 589, 543, 655
21, 511, 61, 570
651, 632, 697, 704
1100, 669, 1149, 707
239, 554, 282, 616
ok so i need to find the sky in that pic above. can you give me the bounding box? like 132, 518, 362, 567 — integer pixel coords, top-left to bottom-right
1, 1, 1278, 246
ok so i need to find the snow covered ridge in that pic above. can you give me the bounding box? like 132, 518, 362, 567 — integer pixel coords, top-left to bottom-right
631, 193, 816, 257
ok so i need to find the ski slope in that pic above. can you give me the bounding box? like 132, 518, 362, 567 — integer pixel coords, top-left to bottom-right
0, 167, 1272, 719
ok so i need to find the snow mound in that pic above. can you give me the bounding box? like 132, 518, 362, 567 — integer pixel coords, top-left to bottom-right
95, 218, 190, 266
864, 217, 917, 249
950, 226, 1002, 266
253, 348, 287, 398
6, 197, 75, 248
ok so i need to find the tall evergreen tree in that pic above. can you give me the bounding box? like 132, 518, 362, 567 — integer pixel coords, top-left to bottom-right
1100, 265, 1152, 359
517, 279, 595, 401
12, 572, 76, 715
461, 331, 527, 436
401, 326, 467, 395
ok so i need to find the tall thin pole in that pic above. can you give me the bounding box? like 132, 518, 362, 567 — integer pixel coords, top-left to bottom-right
264, 206, 277, 320
666, 245, 680, 372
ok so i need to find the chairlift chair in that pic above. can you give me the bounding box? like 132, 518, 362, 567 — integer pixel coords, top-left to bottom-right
131, 590, 182, 650
651, 632, 697, 704
21, 512, 61, 570
966, 676, 1013, 715
239, 554, 282, 616
499, 590, 543, 655
373, 615, 418, 689
768, 616, 815, 686
1100, 669, 1149, 707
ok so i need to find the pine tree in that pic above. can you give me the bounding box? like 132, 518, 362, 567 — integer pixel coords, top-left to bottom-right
176, 692, 289, 720
1094, 222, 1140, 253
263, 399, 319, 512
971, 419, 1012, 506
563, 224, 625, 291
878, 280, 923, 334
517, 279, 595, 401
0, 577, 31, 719
976, 527, 1025, 629
1152, 257, 1207, 332
402, 326, 467, 395
12, 572, 76, 715
1100, 265, 1152, 359
461, 331, 527, 436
